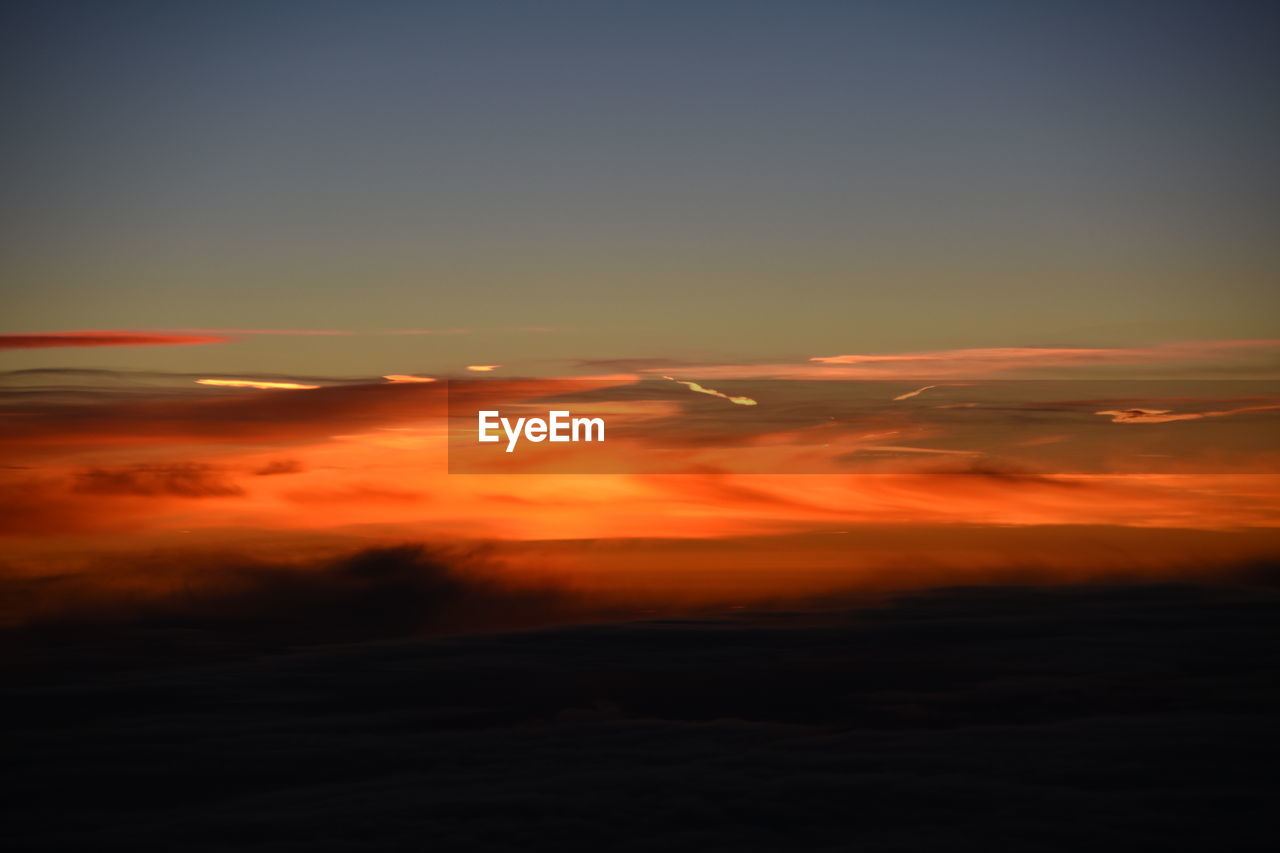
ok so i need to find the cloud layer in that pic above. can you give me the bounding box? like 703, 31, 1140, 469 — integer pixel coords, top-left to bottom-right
4, 581, 1276, 851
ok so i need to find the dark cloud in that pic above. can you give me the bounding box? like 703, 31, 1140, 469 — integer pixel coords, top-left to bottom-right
253, 458, 304, 476
2, 577, 1276, 851
72, 464, 243, 498
0, 477, 153, 535
1, 544, 587, 657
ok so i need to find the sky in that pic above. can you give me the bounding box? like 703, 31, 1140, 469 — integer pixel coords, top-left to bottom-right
1, 0, 1278, 617
3, 0, 1278, 376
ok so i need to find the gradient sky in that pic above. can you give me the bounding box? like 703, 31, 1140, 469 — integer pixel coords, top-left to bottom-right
3, 0, 1278, 376
5, 13, 1280, 841
2, 1, 1280, 621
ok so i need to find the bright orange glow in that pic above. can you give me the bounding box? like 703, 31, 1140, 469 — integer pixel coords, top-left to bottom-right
466, 365, 500, 372
2, 344, 1276, 622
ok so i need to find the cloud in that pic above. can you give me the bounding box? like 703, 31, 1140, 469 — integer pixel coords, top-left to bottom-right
383, 374, 438, 383
3, 543, 575, 641
0, 331, 231, 349
3, 369, 1278, 553
0, 368, 369, 404
254, 459, 304, 476
1095, 404, 1280, 424
0, 379, 448, 464
662, 377, 758, 406
811, 346, 1128, 366
195, 378, 322, 390
893, 384, 939, 400
642, 340, 1280, 380
157, 328, 354, 336
72, 464, 244, 498
2, 581, 1276, 851
466, 365, 501, 372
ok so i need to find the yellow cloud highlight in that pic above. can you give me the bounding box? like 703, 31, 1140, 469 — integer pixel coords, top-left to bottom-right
195, 379, 320, 390
663, 377, 757, 406
893, 385, 939, 401
467, 365, 500, 372
383, 374, 437, 383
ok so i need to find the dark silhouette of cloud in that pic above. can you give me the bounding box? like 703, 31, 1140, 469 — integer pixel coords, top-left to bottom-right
72, 464, 243, 498
2, 544, 580, 655
2, 574, 1277, 851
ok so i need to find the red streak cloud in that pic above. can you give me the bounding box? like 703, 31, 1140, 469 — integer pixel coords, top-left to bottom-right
0, 331, 232, 349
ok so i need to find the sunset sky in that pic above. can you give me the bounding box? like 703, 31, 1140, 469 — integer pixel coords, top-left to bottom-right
6, 6, 1280, 850
2, 0, 1279, 617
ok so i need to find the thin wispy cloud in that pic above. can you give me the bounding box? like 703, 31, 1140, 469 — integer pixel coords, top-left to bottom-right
383, 374, 438, 383
662, 377, 757, 406
1095, 404, 1280, 424
159, 328, 353, 336
811, 347, 1125, 366
196, 378, 321, 390
0, 331, 232, 349
636, 340, 1280, 380
894, 384, 975, 400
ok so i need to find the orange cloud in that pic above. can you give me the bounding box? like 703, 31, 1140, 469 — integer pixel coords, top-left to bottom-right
648, 340, 1280, 380
467, 365, 501, 372
2, 367, 1277, 605
0, 380, 447, 465
383, 374, 438, 383
811, 347, 1126, 366
1096, 404, 1280, 424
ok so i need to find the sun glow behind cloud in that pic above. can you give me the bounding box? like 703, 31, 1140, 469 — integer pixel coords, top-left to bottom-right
2, 340, 1277, 616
